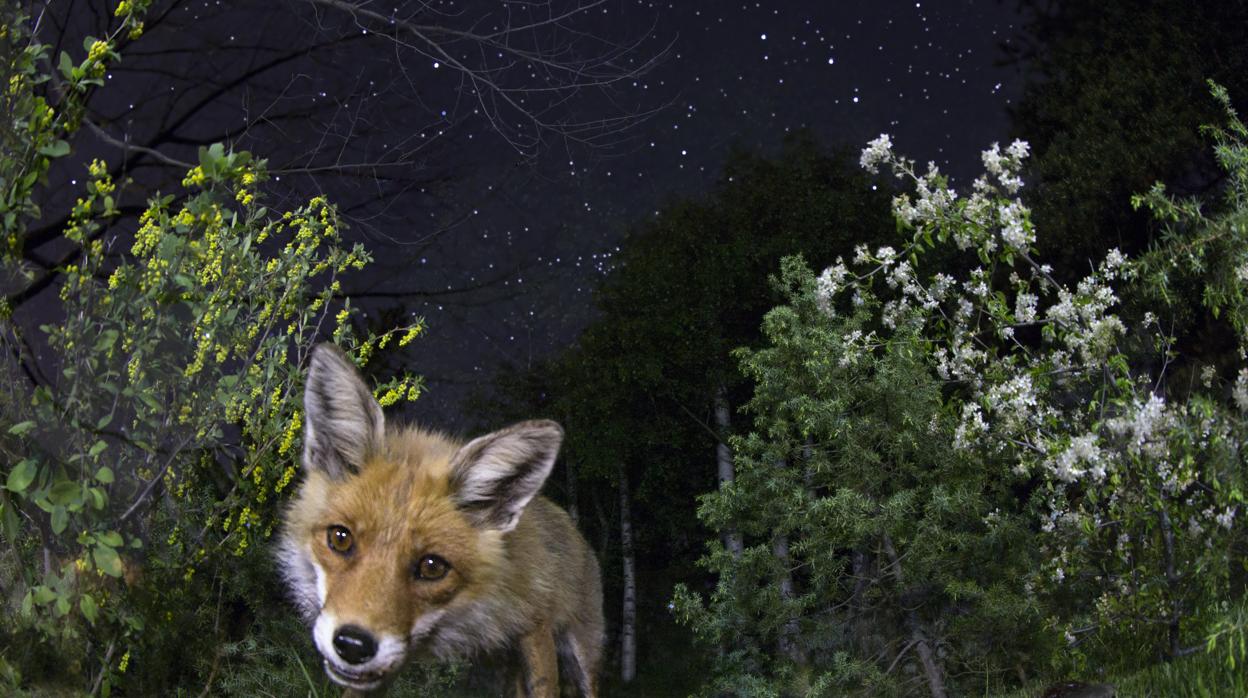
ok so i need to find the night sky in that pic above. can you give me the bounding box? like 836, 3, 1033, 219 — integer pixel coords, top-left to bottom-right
387, 0, 1029, 425
38, 0, 1031, 427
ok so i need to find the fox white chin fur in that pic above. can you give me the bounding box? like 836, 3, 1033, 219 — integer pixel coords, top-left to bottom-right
276, 343, 603, 696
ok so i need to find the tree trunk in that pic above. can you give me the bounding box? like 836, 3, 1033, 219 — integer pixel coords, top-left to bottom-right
772, 530, 804, 664
564, 457, 579, 527
850, 547, 873, 655
772, 459, 803, 665
713, 385, 744, 558
591, 484, 610, 562
618, 464, 637, 683
881, 533, 947, 698
1157, 495, 1182, 659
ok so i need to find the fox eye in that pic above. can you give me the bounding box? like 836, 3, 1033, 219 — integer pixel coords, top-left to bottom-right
414, 554, 450, 581
327, 525, 354, 554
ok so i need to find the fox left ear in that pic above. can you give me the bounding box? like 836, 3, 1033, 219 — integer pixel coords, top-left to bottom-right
449, 420, 563, 532
302, 343, 385, 479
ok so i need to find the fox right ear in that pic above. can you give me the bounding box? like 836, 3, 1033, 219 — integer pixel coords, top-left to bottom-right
449, 420, 563, 532
301, 344, 384, 479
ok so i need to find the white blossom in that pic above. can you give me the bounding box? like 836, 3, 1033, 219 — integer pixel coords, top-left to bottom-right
815, 262, 849, 316
1234, 368, 1248, 412
999, 201, 1033, 251
954, 403, 988, 450
1006, 139, 1030, 160
860, 134, 893, 173
1015, 292, 1038, 324
1216, 507, 1237, 530
1049, 433, 1103, 482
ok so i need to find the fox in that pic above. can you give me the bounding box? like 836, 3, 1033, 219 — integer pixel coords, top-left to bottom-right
276, 344, 604, 697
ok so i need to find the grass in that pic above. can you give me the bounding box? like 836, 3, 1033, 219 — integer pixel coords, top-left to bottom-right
988, 645, 1248, 698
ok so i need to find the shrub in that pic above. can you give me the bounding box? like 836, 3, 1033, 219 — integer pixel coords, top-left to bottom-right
677, 84, 1248, 695
0, 7, 421, 693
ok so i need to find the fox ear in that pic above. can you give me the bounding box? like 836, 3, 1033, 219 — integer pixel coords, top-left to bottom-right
449, 420, 563, 532
302, 344, 385, 479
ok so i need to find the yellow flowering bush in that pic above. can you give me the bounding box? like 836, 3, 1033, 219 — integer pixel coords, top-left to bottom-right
0, 8, 423, 692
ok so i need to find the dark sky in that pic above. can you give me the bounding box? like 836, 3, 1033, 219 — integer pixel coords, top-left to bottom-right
35, 0, 1030, 430
389, 0, 1030, 426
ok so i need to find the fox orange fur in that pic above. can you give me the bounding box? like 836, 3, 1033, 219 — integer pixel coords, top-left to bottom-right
277, 344, 603, 696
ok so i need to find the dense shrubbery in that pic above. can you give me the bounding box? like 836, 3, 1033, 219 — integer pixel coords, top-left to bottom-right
675, 85, 1248, 696
0, 8, 427, 694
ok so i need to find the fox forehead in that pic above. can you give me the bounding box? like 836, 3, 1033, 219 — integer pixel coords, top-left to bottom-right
290, 427, 466, 542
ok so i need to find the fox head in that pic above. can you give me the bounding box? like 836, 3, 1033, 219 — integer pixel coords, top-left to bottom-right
277, 344, 563, 692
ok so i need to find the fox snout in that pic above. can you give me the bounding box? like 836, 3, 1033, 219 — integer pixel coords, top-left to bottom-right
332, 624, 377, 665
313, 612, 407, 691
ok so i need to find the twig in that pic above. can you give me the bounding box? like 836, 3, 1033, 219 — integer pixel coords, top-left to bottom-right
117, 433, 195, 524
90, 639, 117, 697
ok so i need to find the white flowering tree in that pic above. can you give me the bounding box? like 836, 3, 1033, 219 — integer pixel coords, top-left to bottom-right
676, 84, 1248, 694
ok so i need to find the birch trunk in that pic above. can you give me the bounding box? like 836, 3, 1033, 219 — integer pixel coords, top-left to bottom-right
881, 533, 947, 698
772, 530, 804, 664
713, 386, 744, 558
1157, 496, 1182, 659
772, 459, 803, 664
564, 457, 579, 527
618, 464, 637, 683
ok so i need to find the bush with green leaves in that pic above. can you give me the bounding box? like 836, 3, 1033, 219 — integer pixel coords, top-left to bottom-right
0, 8, 423, 694
676, 84, 1248, 696
673, 259, 1045, 697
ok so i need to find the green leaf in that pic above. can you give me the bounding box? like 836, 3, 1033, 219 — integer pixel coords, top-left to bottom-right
88, 440, 107, 458
37, 140, 71, 158
32, 586, 56, 604
93, 545, 123, 578
58, 51, 74, 79
95, 466, 114, 484
6, 459, 37, 493
55, 596, 70, 617
96, 413, 113, 429
0, 495, 19, 543
88, 487, 106, 510
49, 479, 80, 506
7, 421, 35, 436
50, 506, 67, 534
80, 594, 98, 624
97, 531, 123, 548
92, 330, 118, 353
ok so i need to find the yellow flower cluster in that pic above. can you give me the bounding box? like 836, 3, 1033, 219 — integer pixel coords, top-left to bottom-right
87, 40, 109, 64
357, 338, 374, 366
399, 324, 423, 347
375, 375, 421, 407
192, 206, 226, 285
130, 208, 162, 257
278, 410, 302, 456
83, 40, 111, 78
182, 165, 207, 188
127, 353, 142, 384
274, 465, 297, 493
184, 307, 224, 376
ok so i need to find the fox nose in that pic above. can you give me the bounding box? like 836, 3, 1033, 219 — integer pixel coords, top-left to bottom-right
333, 624, 378, 665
